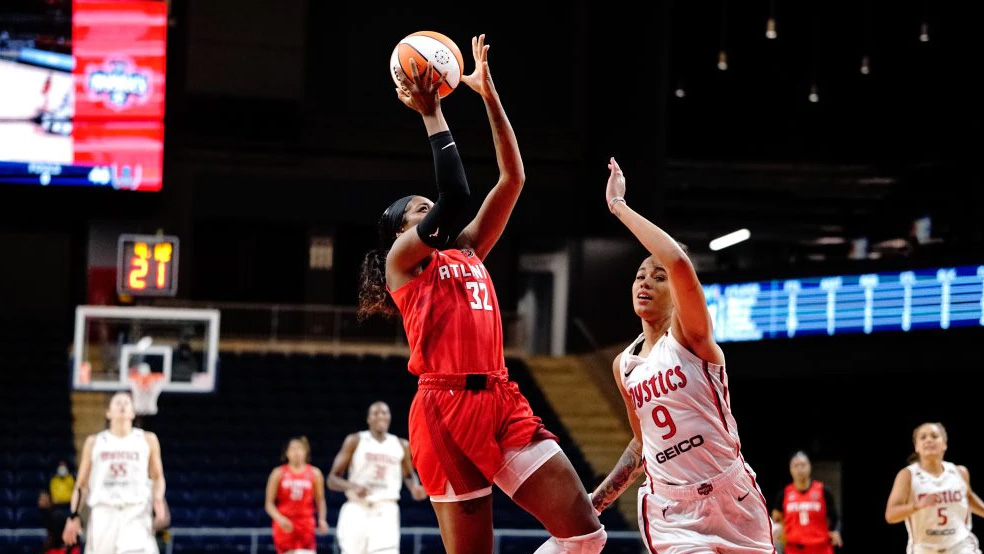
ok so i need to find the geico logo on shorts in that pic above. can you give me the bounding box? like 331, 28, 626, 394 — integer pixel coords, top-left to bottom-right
927, 529, 956, 536
653, 434, 705, 464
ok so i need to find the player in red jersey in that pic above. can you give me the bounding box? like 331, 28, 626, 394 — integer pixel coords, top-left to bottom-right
264, 437, 329, 554
358, 35, 604, 554
771, 452, 843, 554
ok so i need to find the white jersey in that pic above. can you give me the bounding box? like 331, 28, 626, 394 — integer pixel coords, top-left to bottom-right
88, 428, 152, 508
620, 332, 742, 486
905, 461, 972, 550
346, 431, 404, 503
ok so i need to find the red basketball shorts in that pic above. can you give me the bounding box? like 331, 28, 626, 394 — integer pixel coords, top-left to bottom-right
409, 373, 558, 498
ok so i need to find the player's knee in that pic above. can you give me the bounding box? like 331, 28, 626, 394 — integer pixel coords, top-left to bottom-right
536, 526, 606, 554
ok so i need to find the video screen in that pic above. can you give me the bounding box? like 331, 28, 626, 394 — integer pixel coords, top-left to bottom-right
0, 0, 166, 191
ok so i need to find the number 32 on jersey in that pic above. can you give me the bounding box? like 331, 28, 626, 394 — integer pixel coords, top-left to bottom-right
466, 281, 492, 311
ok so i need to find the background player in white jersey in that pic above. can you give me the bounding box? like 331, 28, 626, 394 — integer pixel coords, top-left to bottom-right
886, 422, 984, 554
588, 158, 774, 554
62, 392, 166, 554
328, 402, 427, 554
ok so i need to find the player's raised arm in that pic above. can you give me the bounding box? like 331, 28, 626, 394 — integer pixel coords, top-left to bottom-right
454, 34, 525, 260
605, 157, 724, 364
387, 59, 472, 288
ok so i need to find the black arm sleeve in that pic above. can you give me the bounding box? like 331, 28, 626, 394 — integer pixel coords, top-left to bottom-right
824, 486, 841, 532
773, 489, 785, 514
416, 130, 471, 249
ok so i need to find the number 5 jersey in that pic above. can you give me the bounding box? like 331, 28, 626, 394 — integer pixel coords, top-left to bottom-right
905, 461, 974, 550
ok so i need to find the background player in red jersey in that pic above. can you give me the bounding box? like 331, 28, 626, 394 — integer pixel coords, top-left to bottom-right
771, 452, 843, 554
357, 35, 604, 554
264, 437, 329, 554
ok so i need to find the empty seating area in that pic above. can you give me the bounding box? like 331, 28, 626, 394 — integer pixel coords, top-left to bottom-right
0, 323, 74, 552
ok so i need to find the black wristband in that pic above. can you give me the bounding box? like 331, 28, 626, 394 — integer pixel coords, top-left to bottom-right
68, 511, 80, 521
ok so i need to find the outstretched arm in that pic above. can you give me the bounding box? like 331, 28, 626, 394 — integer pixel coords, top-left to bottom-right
388, 59, 471, 288
605, 158, 724, 365
590, 354, 646, 513
454, 34, 525, 260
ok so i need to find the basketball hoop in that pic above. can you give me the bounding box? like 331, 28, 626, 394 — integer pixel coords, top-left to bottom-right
128, 371, 165, 416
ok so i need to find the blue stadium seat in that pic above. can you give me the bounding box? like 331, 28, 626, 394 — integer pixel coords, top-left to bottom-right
195, 507, 230, 526
13, 488, 39, 506
172, 535, 206, 553
169, 506, 197, 526
255, 534, 276, 554
14, 534, 44, 554
18, 470, 47, 489
220, 507, 244, 527
15, 506, 41, 527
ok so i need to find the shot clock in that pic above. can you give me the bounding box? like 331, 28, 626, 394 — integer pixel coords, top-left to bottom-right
117, 234, 179, 297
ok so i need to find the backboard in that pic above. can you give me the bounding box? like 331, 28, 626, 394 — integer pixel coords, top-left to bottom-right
72, 305, 219, 392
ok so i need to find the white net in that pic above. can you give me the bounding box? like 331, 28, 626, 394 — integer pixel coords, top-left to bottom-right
129, 374, 166, 415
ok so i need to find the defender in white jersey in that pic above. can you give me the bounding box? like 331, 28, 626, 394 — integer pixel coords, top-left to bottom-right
62, 392, 167, 554
328, 402, 427, 554
886, 423, 984, 554
589, 158, 775, 554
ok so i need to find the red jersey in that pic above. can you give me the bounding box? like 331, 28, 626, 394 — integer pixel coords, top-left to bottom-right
275, 464, 316, 520
389, 248, 506, 376
781, 480, 830, 545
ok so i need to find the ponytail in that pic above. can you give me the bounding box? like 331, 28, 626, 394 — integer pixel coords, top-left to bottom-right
357, 249, 399, 321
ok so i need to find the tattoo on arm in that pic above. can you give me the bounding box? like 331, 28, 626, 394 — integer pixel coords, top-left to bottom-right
592, 443, 645, 513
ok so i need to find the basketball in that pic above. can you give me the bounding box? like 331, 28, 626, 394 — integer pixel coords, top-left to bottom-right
389, 31, 464, 98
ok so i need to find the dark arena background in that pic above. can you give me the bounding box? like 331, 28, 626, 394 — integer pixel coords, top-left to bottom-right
1, 0, 982, 553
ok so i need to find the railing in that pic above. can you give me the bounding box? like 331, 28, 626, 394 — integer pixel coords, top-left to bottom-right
0, 527, 643, 554
150, 300, 526, 352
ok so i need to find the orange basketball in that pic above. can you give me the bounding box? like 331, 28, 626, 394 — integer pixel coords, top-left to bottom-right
389, 31, 464, 98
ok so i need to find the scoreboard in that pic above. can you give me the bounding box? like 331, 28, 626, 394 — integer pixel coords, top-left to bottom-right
705, 264, 984, 342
